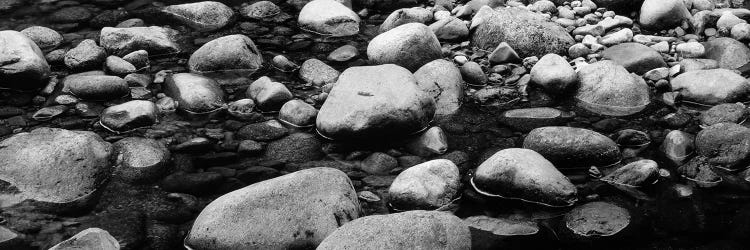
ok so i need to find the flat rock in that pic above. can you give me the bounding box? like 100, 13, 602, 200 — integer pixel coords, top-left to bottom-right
575, 60, 650, 116
162, 1, 234, 31
602, 43, 668, 74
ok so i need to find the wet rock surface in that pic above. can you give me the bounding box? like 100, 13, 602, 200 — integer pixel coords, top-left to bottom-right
2, 0, 750, 249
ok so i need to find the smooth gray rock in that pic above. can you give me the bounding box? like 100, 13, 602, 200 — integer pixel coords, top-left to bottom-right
601, 43, 668, 74
186, 167, 360, 249
64, 74, 129, 100
188, 34, 263, 74
100, 100, 158, 132
471, 6, 574, 57
414, 59, 463, 118
0, 128, 112, 211
367, 23, 442, 71
473, 148, 578, 207
388, 159, 460, 210
298, 0, 360, 37
162, 1, 234, 31
671, 69, 750, 105
113, 137, 170, 184
20, 26, 63, 52
523, 126, 621, 168
164, 73, 226, 114
317, 210, 471, 250
316, 64, 435, 141
99, 26, 180, 57
0, 30, 50, 90
575, 60, 650, 116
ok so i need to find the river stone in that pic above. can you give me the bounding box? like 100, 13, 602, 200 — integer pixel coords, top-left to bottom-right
278, 99, 318, 127
113, 137, 169, 184
601, 159, 659, 187
105, 56, 136, 75
679, 59, 719, 72
164, 73, 226, 114
49, 228, 119, 250
660, 130, 695, 166
65, 39, 106, 72
316, 64, 435, 141
20, 26, 62, 52
695, 122, 750, 170
464, 216, 539, 236
523, 126, 621, 168
299, 58, 339, 85
0, 128, 112, 211
413, 59, 463, 118
188, 34, 263, 74
246, 76, 293, 112
473, 148, 578, 207
298, 0, 360, 37
186, 167, 360, 249
99, 26, 180, 57
241, 1, 281, 19
702, 37, 750, 69
263, 132, 324, 163
367, 23, 442, 71
639, 0, 691, 31
162, 1, 234, 31
671, 69, 750, 105
405, 126, 448, 157
100, 100, 158, 132
379, 7, 433, 33
575, 60, 650, 116
700, 102, 747, 126
602, 43, 668, 74
327, 45, 358, 62
564, 202, 631, 238
530, 53, 577, 94
317, 210, 471, 250
0, 30, 51, 90
499, 107, 570, 132
388, 159, 460, 210
64, 74, 129, 100
471, 6, 574, 57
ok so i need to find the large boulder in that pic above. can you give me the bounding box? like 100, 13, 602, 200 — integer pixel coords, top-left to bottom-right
671, 69, 750, 105
188, 34, 263, 74
575, 60, 650, 116
99, 26, 180, 57
472, 148, 578, 207
523, 126, 621, 168
367, 23, 442, 71
317, 210, 471, 250
639, 0, 691, 31
161, 1, 234, 31
0, 128, 113, 211
164, 73, 226, 114
186, 167, 360, 249
703, 37, 750, 69
0, 30, 51, 90
471, 6, 574, 57
413, 59, 464, 118
388, 159, 461, 210
316, 64, 435, 141
298, 0, 360, 37
601, 43, 668, 74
